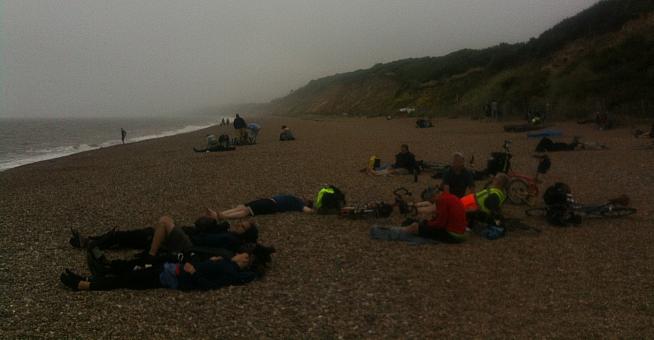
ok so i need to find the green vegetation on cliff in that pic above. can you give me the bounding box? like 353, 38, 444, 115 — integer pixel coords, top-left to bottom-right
270, 0, 654, 118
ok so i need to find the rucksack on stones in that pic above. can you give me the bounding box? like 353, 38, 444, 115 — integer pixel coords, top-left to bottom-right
543, 182, 580, 226
543, 182, 572, 206
315, 185, 346, 214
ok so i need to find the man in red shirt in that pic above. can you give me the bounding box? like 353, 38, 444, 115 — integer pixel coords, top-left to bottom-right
401, 190, 467, 243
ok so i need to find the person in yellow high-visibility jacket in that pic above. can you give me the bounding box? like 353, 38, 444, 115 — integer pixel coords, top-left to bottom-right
460, 173, 509, 226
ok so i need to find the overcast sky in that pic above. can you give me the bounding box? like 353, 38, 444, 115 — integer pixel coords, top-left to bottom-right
1, 0, 598, 118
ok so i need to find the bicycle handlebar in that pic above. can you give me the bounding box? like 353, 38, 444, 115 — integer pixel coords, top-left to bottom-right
393, 187, 412, 197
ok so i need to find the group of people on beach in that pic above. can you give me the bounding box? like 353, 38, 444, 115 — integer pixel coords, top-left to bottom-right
61, 192, 319, 292
63, 115, 644, 293
60, 138, 510, 293
196, 114, 296, 152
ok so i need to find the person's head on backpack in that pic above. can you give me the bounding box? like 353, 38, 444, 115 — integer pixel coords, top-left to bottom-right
314, 185, 346, 214
490, 173, 509, 190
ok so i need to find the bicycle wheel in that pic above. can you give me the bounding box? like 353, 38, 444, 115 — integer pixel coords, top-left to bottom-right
507, 178, 530, 205
525, 207, 547, 217
600, 206, 637, 218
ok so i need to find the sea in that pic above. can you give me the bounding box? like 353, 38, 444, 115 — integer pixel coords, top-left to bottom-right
0, 115, 226, 171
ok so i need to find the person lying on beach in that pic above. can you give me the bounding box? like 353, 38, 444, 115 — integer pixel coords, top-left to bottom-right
367, 144, 418, 176
279, 125, 295, 141
633, 123, 654, 138
416, 118, 433, 128
60, 243, 275, 291
535, 137, 608, 152
370, 189, 467, 244
218, 195, 315, 219
70, 213, 259, 257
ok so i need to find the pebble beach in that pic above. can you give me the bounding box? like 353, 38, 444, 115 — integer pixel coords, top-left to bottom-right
1, 116, 653, 338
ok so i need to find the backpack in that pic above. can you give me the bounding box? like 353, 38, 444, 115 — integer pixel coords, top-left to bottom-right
367, 156, 381, 170
543, 182, 581, 226
218, 134, 231, 147
543, 182, 571, 206
485, 152, 511, 175
315, 185, 346, 214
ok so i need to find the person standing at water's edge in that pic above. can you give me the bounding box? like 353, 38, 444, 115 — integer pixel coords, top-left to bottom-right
121, 128, 127, 144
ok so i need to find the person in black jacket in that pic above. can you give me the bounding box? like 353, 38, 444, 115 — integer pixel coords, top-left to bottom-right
392, 144, 417, 174
60, 243, 275, 291
69, 212, 259, 257
233, 114, 247, 143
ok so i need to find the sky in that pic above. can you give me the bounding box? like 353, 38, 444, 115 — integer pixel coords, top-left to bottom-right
0, 0, 598, 118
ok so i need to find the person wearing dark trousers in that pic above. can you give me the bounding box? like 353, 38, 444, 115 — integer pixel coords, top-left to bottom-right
60, 243, 275, 291
69, 213, 259, 256
535, 137, 580, 152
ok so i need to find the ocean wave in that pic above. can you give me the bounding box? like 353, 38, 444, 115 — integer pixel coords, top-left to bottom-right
0, 123, 216, 171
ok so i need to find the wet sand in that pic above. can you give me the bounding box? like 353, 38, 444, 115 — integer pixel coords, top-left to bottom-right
1, 116, 653, 338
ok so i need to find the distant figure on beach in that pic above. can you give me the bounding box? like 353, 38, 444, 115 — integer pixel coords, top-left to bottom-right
247, 123, 261, 144
233, 114, 247, 142
416, 118, 433, 128
279, 125, 295, 141
491, 101, 499, 120
218, 194, 315, 219
221, 118, 226, 126
121, 128, 127, 144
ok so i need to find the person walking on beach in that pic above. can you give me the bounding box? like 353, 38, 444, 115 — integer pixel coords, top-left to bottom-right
121, 128, 127, 144
233, 114, 247, 143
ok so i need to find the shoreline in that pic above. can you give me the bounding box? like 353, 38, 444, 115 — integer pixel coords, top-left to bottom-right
0, 119, 224, 172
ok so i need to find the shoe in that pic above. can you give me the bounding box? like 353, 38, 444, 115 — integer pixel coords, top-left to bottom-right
86, 247, 109, 277
86, 227, 117, 250
60, 272, 80, 291
65, 268, 93, 282
69, 228, 88, 249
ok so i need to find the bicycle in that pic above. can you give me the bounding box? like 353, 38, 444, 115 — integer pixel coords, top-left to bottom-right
525, 195, 637, 219
481, 140, 551, 206
339, 187, 418, 219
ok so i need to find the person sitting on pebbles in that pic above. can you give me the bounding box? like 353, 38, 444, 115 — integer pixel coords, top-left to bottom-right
370, 187, 467, 244
279, 125, 295, 141
218, 194, 315, 219
60, 243, 275, 291
367, 144, 418, 176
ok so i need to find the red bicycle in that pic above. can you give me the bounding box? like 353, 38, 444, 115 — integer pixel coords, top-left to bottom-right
509, 147, 550, 205
481, 140, 551, 205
